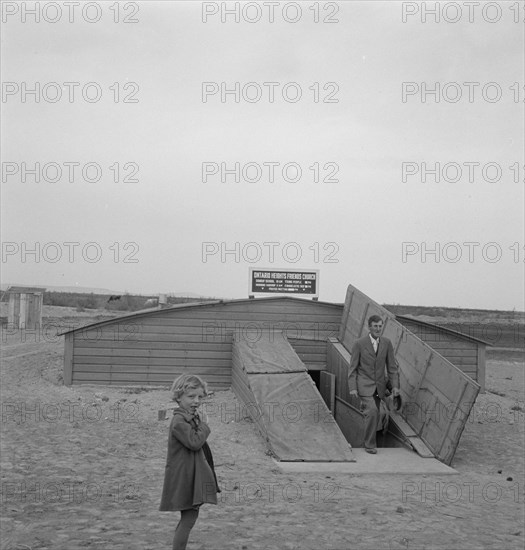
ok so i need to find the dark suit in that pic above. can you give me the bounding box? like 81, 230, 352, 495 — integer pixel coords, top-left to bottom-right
348, 334, 399, 449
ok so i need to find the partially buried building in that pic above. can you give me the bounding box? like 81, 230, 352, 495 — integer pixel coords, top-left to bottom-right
61, 284, 485, 465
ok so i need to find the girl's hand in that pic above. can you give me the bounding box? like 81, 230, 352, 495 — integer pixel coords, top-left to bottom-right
199, 409, 209, 424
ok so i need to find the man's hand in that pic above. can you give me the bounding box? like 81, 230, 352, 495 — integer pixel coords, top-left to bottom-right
349, 390, 359, 398
392, 388, 400, 397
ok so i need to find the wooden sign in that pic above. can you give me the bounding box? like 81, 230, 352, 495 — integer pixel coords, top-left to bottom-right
249, 268, 319, 297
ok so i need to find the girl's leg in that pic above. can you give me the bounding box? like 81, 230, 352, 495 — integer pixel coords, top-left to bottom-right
172, 508, 199, 550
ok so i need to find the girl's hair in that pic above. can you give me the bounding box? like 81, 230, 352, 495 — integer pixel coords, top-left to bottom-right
170, 374, 208, 402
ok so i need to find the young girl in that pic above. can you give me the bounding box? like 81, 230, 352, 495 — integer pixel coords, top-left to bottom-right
160, 374, 219, 550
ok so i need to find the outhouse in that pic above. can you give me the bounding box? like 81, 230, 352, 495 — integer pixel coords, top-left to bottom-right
7, 286, 45, 329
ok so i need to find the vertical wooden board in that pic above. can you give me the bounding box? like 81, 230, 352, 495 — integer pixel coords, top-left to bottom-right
340, 289, 397, 349
381, 320, 405, 353
26, 294, 35, 329
396, 335, 433, 377
423, 354, 472, 405
339, 289, 352, 341
436, 382, 480, 464
394, 339, 432, 406
334, 359, 350, 404
319, 371, 336, 414
404, 391, 428, 434
340, 290, 367, 344
64, 333, 74, 385
326, 340, 352, 403
477, 345, 486, 393
335, 398, 364, 448
8, 293, 15, 325
19, 294, 27, 329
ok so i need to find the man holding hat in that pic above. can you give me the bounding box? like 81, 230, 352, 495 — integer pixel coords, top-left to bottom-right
348, 315, 401, 454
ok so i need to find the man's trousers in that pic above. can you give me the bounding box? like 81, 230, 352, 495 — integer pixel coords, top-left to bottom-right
360, 393, 381, 450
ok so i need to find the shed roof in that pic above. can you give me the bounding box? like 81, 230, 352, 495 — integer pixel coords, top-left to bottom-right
59, 295, 345, 336
7, 286, 46, 293
396, 314, 492, 346
58, 296, 491, 346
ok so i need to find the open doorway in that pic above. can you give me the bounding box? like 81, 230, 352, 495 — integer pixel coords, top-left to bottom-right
313, 368, 411, 451
307, 369, 321, 390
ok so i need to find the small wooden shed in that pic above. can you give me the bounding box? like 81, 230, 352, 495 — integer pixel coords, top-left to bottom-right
7, 286, 45, 329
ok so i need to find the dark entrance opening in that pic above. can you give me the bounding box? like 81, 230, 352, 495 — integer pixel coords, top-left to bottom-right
308, 368, 407, 451
308, 369, 321, 390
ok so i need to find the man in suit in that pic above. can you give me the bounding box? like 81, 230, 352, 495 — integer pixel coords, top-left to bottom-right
348, 315, 400, 454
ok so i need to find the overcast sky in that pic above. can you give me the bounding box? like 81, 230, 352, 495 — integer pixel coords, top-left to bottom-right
1, 1, 523, 309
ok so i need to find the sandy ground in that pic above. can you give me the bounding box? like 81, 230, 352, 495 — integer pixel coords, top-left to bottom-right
1, 310, 524, 550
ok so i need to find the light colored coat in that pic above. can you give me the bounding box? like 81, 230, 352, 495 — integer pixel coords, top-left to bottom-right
159, 409, 218, 511
348, 335, 399, 398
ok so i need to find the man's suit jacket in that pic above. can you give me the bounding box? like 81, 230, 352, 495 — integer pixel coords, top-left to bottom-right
348, 335, 399, 399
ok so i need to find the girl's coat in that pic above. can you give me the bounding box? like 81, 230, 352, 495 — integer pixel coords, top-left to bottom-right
159, 409, 218, 511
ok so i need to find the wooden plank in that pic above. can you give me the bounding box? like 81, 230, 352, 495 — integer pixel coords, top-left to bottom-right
74, 357, 231, 368
74, 347, 232, 359
389, 411, 416, 436
319, 371, 336, 414
131, 315, 341, 330
326, 339, 352, 404
303, 363, 327, 371
73, 340, 232, 352
63, 333, 74, 385
477, 345, 486, 393
288, 340, 328, 349
130, 305, 342, 321
73, 371, 231, 384
73, 364, 231, 374
288, 340, 327, 351
398, 320, 482, 346
75, 333, 233, 344
73, 352, 231, 364
74, 326, 337, 341
290, 354, 326, 363
388, 412, 434, 458
415, 345, 478, 355
71, 379, 230, 389
338, 289, 352, 340
334, 396, 364, 448
357, 303, 370, 338
381, 318, 405, 353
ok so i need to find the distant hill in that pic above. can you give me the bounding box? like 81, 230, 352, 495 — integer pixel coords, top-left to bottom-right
0, 284, 212, 299
1, 283, 120, 295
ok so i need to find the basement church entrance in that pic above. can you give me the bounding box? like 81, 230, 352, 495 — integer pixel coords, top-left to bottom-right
307, 367, 408, 451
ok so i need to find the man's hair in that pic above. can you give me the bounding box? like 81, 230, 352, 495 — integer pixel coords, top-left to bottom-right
368, 315, 383, 326
170, 374, 208, 402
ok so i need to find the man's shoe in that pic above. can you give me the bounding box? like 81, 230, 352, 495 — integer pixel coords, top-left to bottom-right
365, 448, 377, 454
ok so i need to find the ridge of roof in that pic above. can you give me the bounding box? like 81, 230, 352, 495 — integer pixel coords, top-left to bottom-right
396, 314, 492, 346
59, 296, 344, 335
